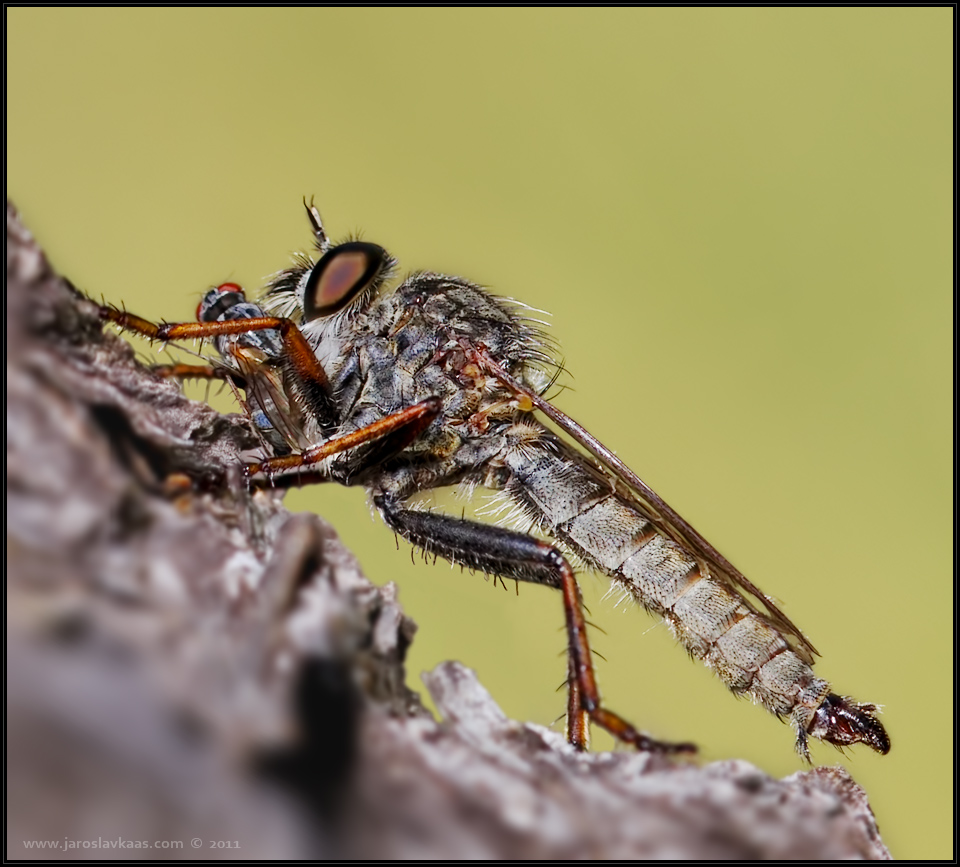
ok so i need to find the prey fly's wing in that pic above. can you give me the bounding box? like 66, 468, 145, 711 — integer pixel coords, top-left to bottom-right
227, 343, 311, 453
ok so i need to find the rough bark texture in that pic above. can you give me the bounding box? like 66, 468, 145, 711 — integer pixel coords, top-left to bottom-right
6, 202, 891, 860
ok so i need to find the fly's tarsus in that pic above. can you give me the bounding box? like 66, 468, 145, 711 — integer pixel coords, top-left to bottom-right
150, 363, 232, 382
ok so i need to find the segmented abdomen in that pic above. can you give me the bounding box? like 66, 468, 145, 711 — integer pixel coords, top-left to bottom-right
501, 430, 830, 721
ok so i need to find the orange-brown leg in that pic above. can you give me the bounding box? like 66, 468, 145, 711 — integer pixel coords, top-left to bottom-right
555, 555, 696, 753
150, 363, 232, 381
100, 306, 337, 429
566, 656, 591, 751
245, 397, 441, 480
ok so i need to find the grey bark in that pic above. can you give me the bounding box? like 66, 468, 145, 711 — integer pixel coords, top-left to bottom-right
6, 202, 890, 859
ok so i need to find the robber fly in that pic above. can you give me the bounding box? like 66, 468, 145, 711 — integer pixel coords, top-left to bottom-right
101, 201, 890, 760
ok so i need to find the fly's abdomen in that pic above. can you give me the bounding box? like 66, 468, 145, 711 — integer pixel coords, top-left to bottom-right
502, 430, 829, 719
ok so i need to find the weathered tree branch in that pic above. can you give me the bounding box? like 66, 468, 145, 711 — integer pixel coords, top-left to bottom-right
6, 202, 890, 859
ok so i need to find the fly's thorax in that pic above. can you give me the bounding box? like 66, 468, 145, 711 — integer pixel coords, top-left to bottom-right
389, 273, 557, 377
266, 260, 553, 461
326, 275, 553, 477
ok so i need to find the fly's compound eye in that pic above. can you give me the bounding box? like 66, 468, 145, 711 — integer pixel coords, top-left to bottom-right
197, 282, 247, 322
302, 242, 389, 321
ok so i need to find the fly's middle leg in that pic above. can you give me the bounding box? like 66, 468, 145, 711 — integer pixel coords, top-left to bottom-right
246, 398, 441, 480
150, 363, 236, 382
374, 496, 697, 756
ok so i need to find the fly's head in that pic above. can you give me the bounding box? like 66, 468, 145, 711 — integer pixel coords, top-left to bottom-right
197, 282, 284, 361
797, 692, 890, 760
262, 199, 397, 354
197, 281, 247, 323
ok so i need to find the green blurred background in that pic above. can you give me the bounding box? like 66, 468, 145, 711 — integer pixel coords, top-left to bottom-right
9, 8, 951, 858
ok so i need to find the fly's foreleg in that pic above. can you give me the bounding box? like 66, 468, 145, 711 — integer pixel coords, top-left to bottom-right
100, 306, 337, 429
374, 497, 696, 755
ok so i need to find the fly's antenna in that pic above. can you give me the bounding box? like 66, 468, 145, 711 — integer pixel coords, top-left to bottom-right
303, 196, 330, 253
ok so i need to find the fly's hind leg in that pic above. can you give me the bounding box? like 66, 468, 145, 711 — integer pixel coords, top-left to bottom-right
374, 496, 697, 755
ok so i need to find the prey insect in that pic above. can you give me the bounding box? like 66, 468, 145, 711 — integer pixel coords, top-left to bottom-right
101, 201, 890, 760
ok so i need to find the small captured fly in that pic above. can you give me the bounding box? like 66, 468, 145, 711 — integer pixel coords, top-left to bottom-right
101, 201, 890, 760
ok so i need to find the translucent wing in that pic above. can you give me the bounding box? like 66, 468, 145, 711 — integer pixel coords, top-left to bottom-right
228, 344, 311, 454
480, 351, 819, 664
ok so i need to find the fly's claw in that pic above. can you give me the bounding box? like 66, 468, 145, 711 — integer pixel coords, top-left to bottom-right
242, 460, 268, 486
